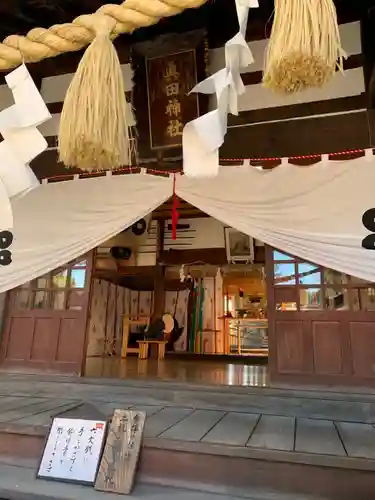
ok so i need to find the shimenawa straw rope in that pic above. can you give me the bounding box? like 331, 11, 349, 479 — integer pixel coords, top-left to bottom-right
263, 0, 346, 93
0, 0, 208, 70
58, 15, 132, 172
1, 0, 206, 172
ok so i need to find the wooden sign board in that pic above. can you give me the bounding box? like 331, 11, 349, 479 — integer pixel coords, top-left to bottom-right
146, 50, 199, 150
95, 409, 146, 495
37, 418, 107, 485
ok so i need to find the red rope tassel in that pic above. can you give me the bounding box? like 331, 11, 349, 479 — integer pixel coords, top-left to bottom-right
171, 174, 179, 240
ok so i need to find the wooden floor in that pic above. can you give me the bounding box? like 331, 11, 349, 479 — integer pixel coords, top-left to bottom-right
84, 356, 269, 387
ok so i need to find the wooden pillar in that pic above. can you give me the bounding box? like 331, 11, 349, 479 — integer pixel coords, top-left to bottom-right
152, 265, 166, 321
264, 244, 276, 382
152, 220, 166, 321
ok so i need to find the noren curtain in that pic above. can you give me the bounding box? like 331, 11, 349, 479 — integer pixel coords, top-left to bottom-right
1, 153, 375, 293
176, 154, 375, 281
0, 174, 172, 293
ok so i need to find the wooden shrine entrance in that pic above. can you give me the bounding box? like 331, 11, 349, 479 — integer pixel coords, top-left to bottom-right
266, 247, 375, 387
0, 255, 92, 375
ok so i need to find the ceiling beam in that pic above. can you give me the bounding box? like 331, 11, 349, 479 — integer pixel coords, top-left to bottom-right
159, 248, 228, 266
152, 210, 209, 220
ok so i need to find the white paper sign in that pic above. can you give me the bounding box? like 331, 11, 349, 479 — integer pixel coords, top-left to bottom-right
37, 418, 107, 484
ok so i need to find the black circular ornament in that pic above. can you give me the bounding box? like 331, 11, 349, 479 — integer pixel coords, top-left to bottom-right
131, 219, 147, 236
0, 250, 12, 266
110, 246, 132, 260
0, 230, 13, 249
362, 208, 375, 232
362, 234, 375, 250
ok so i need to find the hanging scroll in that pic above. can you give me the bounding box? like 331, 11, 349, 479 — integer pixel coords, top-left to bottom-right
37, 418, 107, 485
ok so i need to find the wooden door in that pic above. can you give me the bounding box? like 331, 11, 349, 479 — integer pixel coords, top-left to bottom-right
0, 255, 93, 375
266, 246, 375, 387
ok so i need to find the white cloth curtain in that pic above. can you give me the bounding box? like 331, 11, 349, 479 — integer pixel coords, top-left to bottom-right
0, 174, 172, 293
177, 154, 375, 282
2, 153, 375, 293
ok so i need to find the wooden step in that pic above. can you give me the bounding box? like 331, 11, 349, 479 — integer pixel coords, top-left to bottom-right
1, 421, 375, 500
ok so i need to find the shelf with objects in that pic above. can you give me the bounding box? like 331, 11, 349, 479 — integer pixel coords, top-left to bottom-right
222, 254, 268, 358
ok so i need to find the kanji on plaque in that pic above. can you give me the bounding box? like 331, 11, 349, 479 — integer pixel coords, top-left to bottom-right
37, 418, 107, 485
146, 50, 199, 149
165, 82, 180, 97
166, 99, 181, 118
164, 61, 180, 81
167, 119, 184, 138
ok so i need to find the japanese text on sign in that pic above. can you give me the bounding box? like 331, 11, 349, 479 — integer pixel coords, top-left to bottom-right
38, 418, 107, 484
146, 50, 199, 149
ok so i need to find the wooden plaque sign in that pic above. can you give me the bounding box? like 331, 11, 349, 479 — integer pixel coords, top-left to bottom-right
146, 50, 199, 150
95, 409, 146, 495
37, 418, 107, 485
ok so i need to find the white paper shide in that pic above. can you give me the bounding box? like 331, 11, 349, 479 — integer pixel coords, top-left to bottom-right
182, 0, 259, 178
0, 64, 51, 231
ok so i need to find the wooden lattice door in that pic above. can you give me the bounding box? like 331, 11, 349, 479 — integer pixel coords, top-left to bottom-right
0, 254, 93, 375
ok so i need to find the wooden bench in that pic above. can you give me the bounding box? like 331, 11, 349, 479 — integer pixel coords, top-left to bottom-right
137, 340, 168, 360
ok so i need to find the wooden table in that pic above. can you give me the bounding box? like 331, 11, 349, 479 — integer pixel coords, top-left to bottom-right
137, 340, 168, 360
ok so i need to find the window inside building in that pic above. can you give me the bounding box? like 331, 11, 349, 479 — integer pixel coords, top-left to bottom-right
13, 260, 88, 311
273, 250, 375, 312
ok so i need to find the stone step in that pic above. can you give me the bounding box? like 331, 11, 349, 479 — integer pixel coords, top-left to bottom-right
0, 462, 252, 500
1, 374, 375, 423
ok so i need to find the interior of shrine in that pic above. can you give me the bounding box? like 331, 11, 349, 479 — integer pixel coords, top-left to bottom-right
83, 200, 270, 384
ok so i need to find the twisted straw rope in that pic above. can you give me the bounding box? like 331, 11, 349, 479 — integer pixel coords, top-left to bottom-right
0, 0, 208, 70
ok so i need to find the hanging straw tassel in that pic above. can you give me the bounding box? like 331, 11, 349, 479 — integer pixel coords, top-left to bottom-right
263, 0, 346, 93
58, 14, 132, 172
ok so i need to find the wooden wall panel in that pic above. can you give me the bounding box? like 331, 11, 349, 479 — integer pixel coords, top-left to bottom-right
86, 279, 109, 357
276, 321, 305, 373
56, 318, 82, 363
221, 111, 371, 159
30, 318, 55, 361
350, 322, 375, 378
5, 317, 34, 360
312, 321, 343, 375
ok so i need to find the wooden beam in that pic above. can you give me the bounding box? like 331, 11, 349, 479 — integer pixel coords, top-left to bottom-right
93, 266, 157, 278
160, 248, 228, 266
153, 210, 209, 220
228, 94, 366, 128
221, 111, 372, 159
